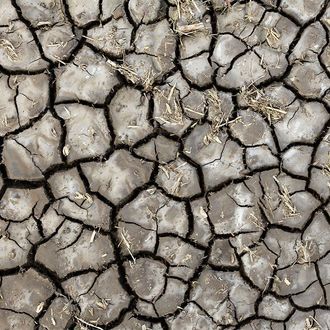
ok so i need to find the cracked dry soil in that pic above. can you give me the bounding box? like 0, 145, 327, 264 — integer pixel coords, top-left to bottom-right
0, 0, 329, 329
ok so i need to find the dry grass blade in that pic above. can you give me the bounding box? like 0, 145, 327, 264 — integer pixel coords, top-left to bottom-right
118, 227, 136, 264
248, 212, 265, 230
175, 22, 206, 36
240, 85, 287, 123
304, 315, 321, 330
265, 27, 281, 48
295, 240, 316, 266
174, 0, 201, 20
321, 153, 330, 180
107, 59, 138, 82
273, 176, 299, 218
75, 316, 103, 330
161, 162, 188, 195
107, 59, 156, 91
242, 245, 258, 263
156, 85, 185, 125
203, 89, 238, 145
0, 38, 19, 61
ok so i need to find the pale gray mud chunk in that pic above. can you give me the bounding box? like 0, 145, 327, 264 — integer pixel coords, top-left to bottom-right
0, 217, 40, 269
241, 243, 277, 290
63, 265, 130, 324
11, 73, 49, 125
128, 0, 167, 24
179, 16, 212, 59
116, 221, 155, 256
87, 17, 133, 57
56, 46, 120, 103
38, 24, 80, 62
216, 51, 269, 89
208, 182, 262, 235
273, 263, 318, 296
216, 2, 265, 40
209, 239, 238, 267
154, 278, 187, 316
168, 0, 207, 26
40, 207, 65, 237
246, 146, 279, 170
48, 167, 86, 200
0, 73, 49, 136
274, 101, 329, 149
0, 187, 48, 221
280, 0, 325, 24
212, 34, 247, 69
113, 312, 161, 330
3, 113, 61, 180
190, 268, 259, 324
290, 22, 326, 62
253, 45, 288, 78
168, 302, 218, 330
230, 109, 276, 151
302, 212, 330, 259
134, 136, 180, 163
181, 53, 214, 87
153, 81, 192, 136
321, 44, 330, 74
184, 124, 245, 189
102, 0, 125, 20
282, 145, 312, 177
81, 150, 153, 204
0, 0, 18, 25
157, 236, 204, 280
16, 0, 66, 27
241, 319, 284, 330
109, 86, 153, 145
134, 19, 176, 71
246, 11, 299, 51
117, 188, 188, 256
156, 158, 201, 198
315, 309, 330, 328
309, 130, 330, 199
0, 75, 18, 135
0, 21, 48, 71
264, 228, 300, 268
39, 297, 75, 330
229, 231, 263, 256
317, 249, 330, 287
56, 103, 111, 161
269, 190, 320, 229
0, 309, 34, 330
190, 198, 212, 247
258, 295, 293, 320
0, 269, 54, 317
291, 280, 325, 308
121, 53, 169, 89
286, 61, 330, 98
36, 222, 114, 278
285, 310, 318, 330
182, 89, 206, 120
124, 257, 166, 301
54, 195, 111, 230
67, 0, 99, 26
62, 272, 96, 299
256, 171, 320, 229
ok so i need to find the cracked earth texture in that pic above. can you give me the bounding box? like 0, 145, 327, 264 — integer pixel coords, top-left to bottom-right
0, 0, 329, 329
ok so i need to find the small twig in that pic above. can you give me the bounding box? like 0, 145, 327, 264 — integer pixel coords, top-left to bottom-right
75, 316, 103, 330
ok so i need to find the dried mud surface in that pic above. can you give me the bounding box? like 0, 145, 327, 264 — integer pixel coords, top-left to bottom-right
0, 0, 329, 329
